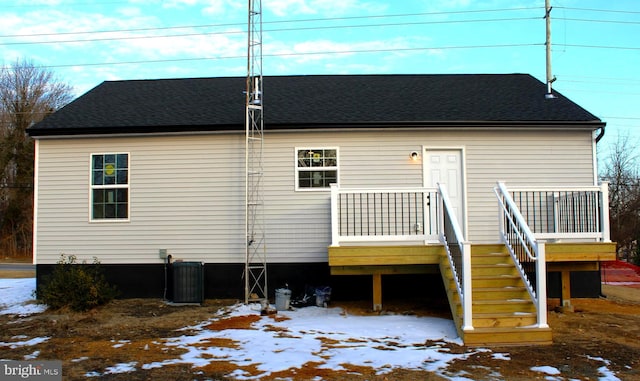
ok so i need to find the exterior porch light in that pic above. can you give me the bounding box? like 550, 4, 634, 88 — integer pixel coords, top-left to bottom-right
410, 151, 420, 161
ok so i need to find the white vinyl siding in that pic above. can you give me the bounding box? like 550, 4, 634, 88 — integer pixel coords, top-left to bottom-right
33, 127, 596, 264
35, 134, 245, 265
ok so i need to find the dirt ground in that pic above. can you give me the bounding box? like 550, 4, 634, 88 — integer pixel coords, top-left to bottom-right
1, 277, 639, 381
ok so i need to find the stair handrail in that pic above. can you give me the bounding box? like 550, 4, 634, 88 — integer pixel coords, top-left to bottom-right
494, 181, 548, 329
437, 183, 473, 332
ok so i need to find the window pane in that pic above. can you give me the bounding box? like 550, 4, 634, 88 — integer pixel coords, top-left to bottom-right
116, 169, 128, 185
116, 204, 128, 218
311, 153, 321, 167
298, 171, 311, 188
104, 204, 116, 218
92, 155, 103, 170
311, 171, 323, 186
117, 154, 128, 169
324, 170, 337, 185
116, 189, 128, 203
93, 189, 104, 203
324, 158, 337, 167
298, 150, 311, 167
104, 173, 115, 185
104, 154, 115, 165
93, 170, 103, 185
93, 204, 104, 219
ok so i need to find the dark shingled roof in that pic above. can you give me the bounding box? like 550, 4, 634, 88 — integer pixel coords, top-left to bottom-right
28, 74, 603, 137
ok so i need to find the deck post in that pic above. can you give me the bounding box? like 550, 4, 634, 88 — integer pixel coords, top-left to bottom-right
600, 181, 611, 242
372, 273, 382, 311
560, 270, 574, 312
330, 183, 339, 246
461, 241, 474, 331
536, 242, 549, 327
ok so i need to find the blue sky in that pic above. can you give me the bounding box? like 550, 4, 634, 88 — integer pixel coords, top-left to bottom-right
2, 0, 639, 161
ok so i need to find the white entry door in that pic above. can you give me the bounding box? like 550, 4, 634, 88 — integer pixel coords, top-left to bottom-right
424, 149, 465, 235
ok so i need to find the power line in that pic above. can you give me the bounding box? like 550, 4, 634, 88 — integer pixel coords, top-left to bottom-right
0, 6, 543, 39
557, 17, 640, 25
0, 43, 542, 71
0, 17, 540, 47
0, 22, 244, 39
562, 44, 640, 51
8, 42, 640, 73
3, 1, 130, 8
562, 79, 640, 86
563, 88, 640, 96
556, 6, 640, 15
558, 74, 640, 83
602, 116, 640, 121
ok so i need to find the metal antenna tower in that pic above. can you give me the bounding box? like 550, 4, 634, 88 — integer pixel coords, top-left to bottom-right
244, 0, 267, 304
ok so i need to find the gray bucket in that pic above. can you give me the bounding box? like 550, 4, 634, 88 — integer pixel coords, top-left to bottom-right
275, 288, 292, 311
315, 287, 331, 307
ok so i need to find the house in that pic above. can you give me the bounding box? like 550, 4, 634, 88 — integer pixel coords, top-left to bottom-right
28, 74, 616, 345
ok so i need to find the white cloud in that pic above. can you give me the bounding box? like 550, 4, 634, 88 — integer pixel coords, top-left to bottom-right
163, 0, 199, 8
117, 7, 144, 17
265, 0, 387, 17
264, 34, 440, 76
16, 0, 62, 5
202, 0, 245, 16
265, 0, 314, 17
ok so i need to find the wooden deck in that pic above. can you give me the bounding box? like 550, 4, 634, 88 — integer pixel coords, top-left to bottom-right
328, 245, 444, 268
328, 241, 616, 346
546, 242, 616, 262
328, 242, 616, 270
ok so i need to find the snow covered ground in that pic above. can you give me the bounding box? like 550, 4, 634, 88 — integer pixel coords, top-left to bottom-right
0, 278, 623, 380
140, 304, 470, 379
0, 278, 46, 316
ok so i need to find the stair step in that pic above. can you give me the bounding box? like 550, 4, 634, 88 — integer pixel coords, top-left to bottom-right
454, 300, 536, 315
473, 299, 537, 314
470, 245, 509, 256
473, 264, 520, 277
472, 287, 530, 300
473, 275, 523, 288
472, 254, 513, 265
448, 287, 530, 303
463, 326, 552, 346
472, 312, 537, 328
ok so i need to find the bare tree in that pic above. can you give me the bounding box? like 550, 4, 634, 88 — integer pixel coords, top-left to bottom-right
0, 59, 74, 257
600, 134, 640, 264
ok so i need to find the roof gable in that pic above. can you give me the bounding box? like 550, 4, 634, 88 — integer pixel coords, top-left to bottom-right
28, 74, 603, 136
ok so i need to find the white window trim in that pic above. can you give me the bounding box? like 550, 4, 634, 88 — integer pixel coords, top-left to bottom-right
294, 146, 339, 191
89, 152, 131, 223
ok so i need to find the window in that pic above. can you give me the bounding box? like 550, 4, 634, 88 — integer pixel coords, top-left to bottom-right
296, 148, 338, 190
90, 153, 129, 220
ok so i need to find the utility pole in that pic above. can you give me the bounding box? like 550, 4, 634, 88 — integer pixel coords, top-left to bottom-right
545, 0, 556, 98
244, 0, 267, 304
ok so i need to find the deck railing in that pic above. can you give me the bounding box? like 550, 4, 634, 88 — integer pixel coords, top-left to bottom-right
509, 182, 610, 242
495, 182, 548, 329
330, 184, 440, 246
438, 183, 473, 332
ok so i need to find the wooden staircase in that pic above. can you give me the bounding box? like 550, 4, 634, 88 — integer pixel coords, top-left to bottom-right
440, 244, 552, 346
